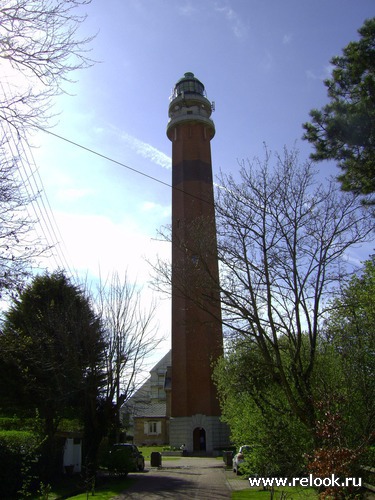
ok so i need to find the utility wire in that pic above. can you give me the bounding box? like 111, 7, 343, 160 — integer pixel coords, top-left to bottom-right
0, 79, 76, 276
2, 120, 75, 275
16, 132, 76, 276
1, 107, 217, 280
36, 126, 216, 208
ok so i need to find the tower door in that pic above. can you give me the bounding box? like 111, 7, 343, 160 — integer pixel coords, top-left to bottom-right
193, 427, 206, 452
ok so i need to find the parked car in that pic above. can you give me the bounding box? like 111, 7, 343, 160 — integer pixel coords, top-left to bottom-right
233, 445, 251, 475
108, 443, 145, 475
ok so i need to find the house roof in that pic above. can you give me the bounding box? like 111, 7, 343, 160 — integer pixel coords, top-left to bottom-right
134, 402, 167, 418
152, 350, 171, 373
122, 350, 171, 422
164, 365, 172, 390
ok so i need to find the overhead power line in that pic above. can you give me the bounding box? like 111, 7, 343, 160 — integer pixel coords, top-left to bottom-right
36, 126, 216, 208
1, 120, 76, 277
38, 127, 172, 189
0, 79, 76, 276
1, 114, 218, 281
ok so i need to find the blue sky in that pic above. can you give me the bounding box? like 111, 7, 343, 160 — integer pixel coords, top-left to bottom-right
27, 0, 374, 355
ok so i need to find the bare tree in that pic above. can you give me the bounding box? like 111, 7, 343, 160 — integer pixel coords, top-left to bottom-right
214, 147, 373, 431
95, 271, 163, 439
0, 0, 94, 134
0, 138, 48, 297
152, 146, 373, 433
0, 0, 94, 294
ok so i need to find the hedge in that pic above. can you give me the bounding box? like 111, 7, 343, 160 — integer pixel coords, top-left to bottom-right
0, 430, 39, 498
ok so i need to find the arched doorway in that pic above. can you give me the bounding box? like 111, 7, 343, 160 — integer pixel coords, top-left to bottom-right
193, 427, 206, 452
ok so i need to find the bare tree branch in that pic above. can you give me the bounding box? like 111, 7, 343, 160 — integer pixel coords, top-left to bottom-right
0, 0, 95, 134
0, 0, 95, 294
215, 147, 373, 426
95, 271, 163, 439
0, 132, 51, 297
151, 146, 373, 429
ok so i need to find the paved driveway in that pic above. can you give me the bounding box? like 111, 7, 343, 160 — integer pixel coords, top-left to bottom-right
114, 456, 249, 499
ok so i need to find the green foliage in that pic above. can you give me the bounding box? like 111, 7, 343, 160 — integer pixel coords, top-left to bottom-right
214, 285, 374, 481
307, 399, 363, 499
140, 446, 165, 459
0, 414, 50, 433
0, 416, 32, 431
107, 447, 133, 476
215, 149, 372, 437
232, 488, 318, 499
324, 257, 375, 446
213, 344, 313, 477
0, 429, 37, 448
303, 18, 375, 201
0, 430, 39, 498
0, 271, 106, 481
239, 407, 311, 479
59, 477, 134, 500
363, 446, 375, 467
0, 271, 106, 423
300, 259, 375, 498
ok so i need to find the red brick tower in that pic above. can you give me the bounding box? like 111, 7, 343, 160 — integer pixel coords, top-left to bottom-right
167, 72, 229, 453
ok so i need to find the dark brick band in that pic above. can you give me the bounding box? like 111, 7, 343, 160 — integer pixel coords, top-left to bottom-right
173, 160, 213, 186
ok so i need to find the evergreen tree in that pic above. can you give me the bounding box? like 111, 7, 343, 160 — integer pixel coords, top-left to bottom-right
303, 18, 375, 203
0, 271, 106, 479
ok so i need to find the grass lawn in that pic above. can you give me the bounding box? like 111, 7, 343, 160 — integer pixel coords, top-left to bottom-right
138, 445, 164, 460
43, 447, 177, 499
139, 445, 182, 462
65, 477, 135, 499
232, 486, 318, 499
40, 475, 135, 500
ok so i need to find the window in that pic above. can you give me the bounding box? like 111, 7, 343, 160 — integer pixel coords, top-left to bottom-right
144, 421, 162, 435
158, 387, 166, 400
174, 78, 206, 98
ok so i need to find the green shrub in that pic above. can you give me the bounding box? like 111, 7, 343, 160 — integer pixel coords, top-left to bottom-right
0, 417, 20, 430
363, 446, 375, 467
107, 446, 133, 475
0, 430, 39, 498
98, 437, 111, 468
0, 429, 36, 444
0, 416, 35, 431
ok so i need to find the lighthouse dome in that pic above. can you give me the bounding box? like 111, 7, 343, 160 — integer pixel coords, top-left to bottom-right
167, 72, 215, 139
172, 72, 206, 99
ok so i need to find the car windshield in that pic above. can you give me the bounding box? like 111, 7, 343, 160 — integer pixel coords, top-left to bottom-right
113, 445, 135, 452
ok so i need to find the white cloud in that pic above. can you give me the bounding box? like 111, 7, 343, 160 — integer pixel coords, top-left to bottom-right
214, 1, 247, 39
140, 201, 171, 218
262, 50, 274, 71
306, 64, 334, 81
49, 211, 169, 283
306, 69, 318, 80
106, 126, 171, 170
57, 209, 172, 355
283, 33, 293, 45
57, 187, 94, 202
178, 2, 197, 16
36, 205, 172, 367
324, 64, 335, 79
178, 0, 247, 39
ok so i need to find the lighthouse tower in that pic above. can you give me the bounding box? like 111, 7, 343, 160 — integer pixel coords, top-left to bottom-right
167, 72, 228, 453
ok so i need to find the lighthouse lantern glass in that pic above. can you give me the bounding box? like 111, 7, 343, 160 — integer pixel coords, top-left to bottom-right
173, 76, 206, 99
